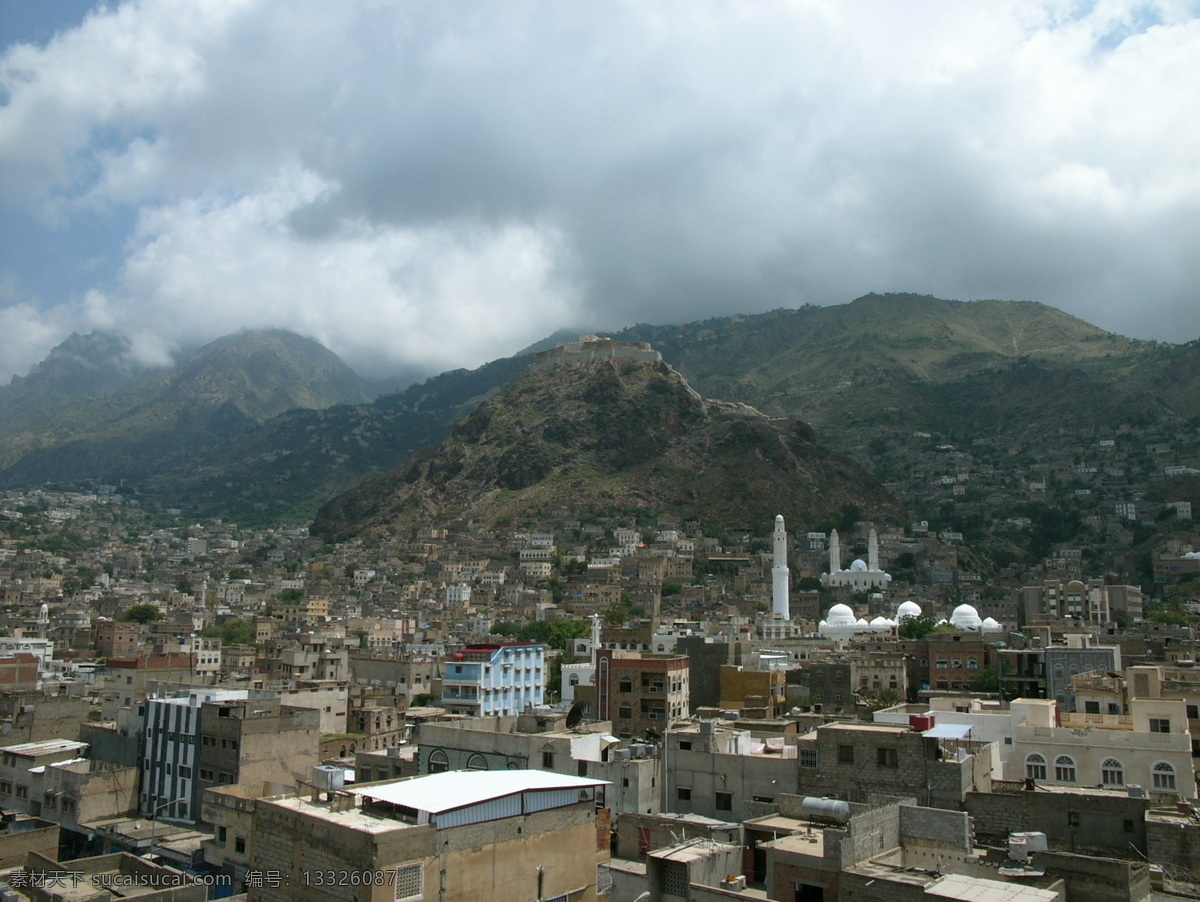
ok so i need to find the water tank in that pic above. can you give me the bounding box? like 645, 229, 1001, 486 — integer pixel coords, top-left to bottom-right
1128, 785, 1145, 798
801, 797, 850, 824
312, 764, 345, 791
699, 721, 715, 735
909, 714, 934, 732
612, 748, 632, 762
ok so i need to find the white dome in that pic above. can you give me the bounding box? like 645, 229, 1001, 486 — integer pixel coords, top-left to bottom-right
950, 604, 982, 630
896, 601, 922, 619
981, 617, 1002, 631
869, 616, 891, 631
856, 618, 869, 627
850, 559, 869, 572
819, 620, 828, 629
826, 604, 856, 625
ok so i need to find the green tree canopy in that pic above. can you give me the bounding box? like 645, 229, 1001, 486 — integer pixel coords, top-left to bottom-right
897, 612, 938, 640
122, 603, 162, 624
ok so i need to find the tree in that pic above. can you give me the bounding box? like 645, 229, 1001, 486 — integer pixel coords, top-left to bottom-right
970, 666, 1001, 693
897, 613, 938, 640
202, 618, 256, 646
122, 603, 162, 624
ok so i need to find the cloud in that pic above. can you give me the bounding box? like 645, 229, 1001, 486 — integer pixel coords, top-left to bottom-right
2, 0, 1199, 382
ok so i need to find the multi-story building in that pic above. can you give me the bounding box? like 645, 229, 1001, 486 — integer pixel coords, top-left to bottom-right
247, 769, 610, 902
1009, 697, 1196, 803
140, 689, 250, 821
441, 642, 544, 717
195, 695, 320, 798
596, 649, 689, 738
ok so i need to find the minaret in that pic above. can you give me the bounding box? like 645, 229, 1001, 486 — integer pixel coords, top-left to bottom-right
829, 529, 842, 575
771, 515, 790, 620
590, 613, 602, 670
868, 528, 879, 571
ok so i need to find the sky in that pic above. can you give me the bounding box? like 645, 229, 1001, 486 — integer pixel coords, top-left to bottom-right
2, 1, 1199, 383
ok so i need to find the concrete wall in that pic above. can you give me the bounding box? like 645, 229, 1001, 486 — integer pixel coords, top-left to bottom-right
965, 787, 1149, 855
0, 820, 58, 869
666, 747, 798, 822
1146, 811, 1200, 881
1033, 849, 1150, 902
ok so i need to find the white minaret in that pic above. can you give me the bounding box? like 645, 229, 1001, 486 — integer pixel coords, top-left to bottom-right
829, 529, 842, 575
590, 613, 602, 670
868, 528, 879, 571
771, 515, 790, 620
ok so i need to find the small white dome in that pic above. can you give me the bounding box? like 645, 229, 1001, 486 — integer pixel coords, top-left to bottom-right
896, 600, 922, 619
856, 618, 869, 627
819, 620, 828, 629
827, 604, 856, 625
950, 604, 982, 630
869, 616, 891, 631
850, 559, 869, 572
981, 617, 1002, 631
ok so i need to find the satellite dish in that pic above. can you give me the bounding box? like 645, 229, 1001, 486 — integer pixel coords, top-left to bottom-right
565, 701, 586, 729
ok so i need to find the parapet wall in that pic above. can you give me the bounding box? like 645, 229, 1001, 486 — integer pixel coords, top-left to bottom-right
530, 337, 662, 371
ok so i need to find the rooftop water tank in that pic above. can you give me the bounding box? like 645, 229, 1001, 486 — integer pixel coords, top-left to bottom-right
801, 797, 850, 824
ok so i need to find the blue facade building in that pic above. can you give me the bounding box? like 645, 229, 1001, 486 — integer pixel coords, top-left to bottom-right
442, 642, 545, 716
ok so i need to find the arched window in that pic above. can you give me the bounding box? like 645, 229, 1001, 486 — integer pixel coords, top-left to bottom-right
1101, 758, 1125, 787
1025, 753, 1047, 781
428, 749, 449, 774
618, 703, 632, 719
569, 674, 580, 686
1054, 755, 1077, 783
619, 677, 633, 693
466, 754, 488, 771
1153, 760, 1178, 791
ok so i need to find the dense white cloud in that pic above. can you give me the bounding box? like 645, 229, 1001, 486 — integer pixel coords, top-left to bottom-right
2, 0, 1199, 382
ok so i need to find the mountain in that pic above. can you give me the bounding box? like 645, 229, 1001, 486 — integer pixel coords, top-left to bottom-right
311, 356, 896, 541
4, 295, 1198, 526
0, 329, 369, 484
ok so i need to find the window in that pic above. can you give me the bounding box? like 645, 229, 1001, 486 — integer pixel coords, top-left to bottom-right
235, 837, 245, 854
1150, 718, 1171, 734
1054, 755, 1077, 783
837, 745, 854, 764
1101, 758, 1125, 787
394, 863, 423, 902
877, 747, 899, 768
1108, 703, 1121, 715
428, 749, 449, 774
15, 786, 27, 800
715, 791, 732, 811
618, 704, 632, 719
1084, 701, 1100, 714
1153, 761, 1177, 791
678, 741, 692, 751
753, 795, 774, 803
677, 787, 691, 801
1025, 753, 1047, 781
800, 749, 818, 769
217, 826, 227, 843
542, 746, 555, 769
619, 677, 633, 693
179, 766, 191, 779
1189, 705, 1199, 720
466, 754, 488, 771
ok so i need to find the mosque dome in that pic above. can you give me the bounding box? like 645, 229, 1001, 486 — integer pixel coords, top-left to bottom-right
869, 616, 891, 631
826, 604, 856, 625
896, 600, 922, 620
819, 620, 828, 630
855, 618, 869, 627
850, 559, 869, 572
981, 617, 1002, 632
950, 604, 983, 630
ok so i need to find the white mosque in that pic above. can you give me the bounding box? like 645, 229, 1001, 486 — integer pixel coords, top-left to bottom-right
817, 598, 1002, 639
820, 528, 892, 590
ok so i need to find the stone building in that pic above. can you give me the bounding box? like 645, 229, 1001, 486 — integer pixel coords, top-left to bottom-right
247, 769, 611, 902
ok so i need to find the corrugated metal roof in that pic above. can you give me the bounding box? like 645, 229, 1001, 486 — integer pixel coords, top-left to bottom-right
923, 724, 973, 740
1, 739, 88, 756
355, 769, 608, 814
925, 873, 1061, 901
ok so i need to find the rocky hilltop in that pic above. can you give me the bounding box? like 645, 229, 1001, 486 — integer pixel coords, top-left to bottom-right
312, 355, 894, 540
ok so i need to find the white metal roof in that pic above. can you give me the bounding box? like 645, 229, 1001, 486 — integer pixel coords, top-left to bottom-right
355, 769, 608, 814
923, 724, 973, 740
925, 873, 1061, 901
0, 739, 88, 757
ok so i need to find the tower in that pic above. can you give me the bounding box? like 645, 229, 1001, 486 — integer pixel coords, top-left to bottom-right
772, 514, 790, 620
829, 529, 842, 576
868, 528, 879, 572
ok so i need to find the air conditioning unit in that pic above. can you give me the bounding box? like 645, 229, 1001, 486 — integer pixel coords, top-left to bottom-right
312, 765, 344, 791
